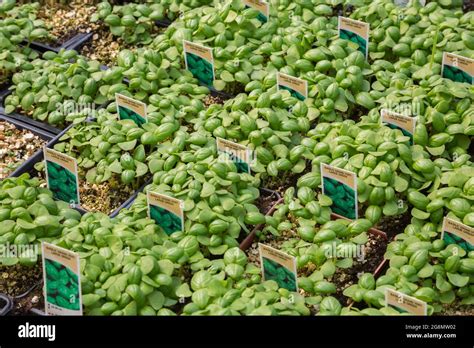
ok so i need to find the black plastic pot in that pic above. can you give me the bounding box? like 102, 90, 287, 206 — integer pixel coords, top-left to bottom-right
0, 114, 56, 180
0, 82, 11, 95
0, 85, 112, 135
155, 19, 173, 27
10, 118, 151, 218
209, 88, 235, 102
25, 31, 90, 54
0, 294, 13, 316
62, 32, 94, 51
0, 90, 63, 135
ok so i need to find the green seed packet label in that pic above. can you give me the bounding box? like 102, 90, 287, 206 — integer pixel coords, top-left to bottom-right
259, 243, 298, 292
277, 72, 308, 101
385, 288, 427, 315
216, 137, 252, 174
381, 109, 416, 145
442, 52, 474, 84
338, 16, 369, 60
147, 191, 184, 235
183, 40, 215, 88
44, 147, 80, 206
442, 217, 474, 252
321, 163, 358, 220
115, 93, 147, 126
243, 0, 269, 23
42, 242, 82, 316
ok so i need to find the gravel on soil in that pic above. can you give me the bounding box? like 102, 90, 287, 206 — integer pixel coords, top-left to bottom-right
0, 121, 46, 179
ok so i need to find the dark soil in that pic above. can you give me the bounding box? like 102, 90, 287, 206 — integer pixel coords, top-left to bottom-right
0, 262, 44, 315
375, 210, 412, 240
79, 26, 131, 67
262, 161, 311, 196
257, 189, 281, 215
437, 301, 474, 316
203, 93, 228, 108
10, 285, 45, 316
36, 1, 98, 48
0, 263, 42, 298
78, 24, 164, 67
329, 233, 387, 306
237, 189, 281, 247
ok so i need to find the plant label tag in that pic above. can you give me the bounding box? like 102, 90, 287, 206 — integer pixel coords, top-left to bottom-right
394, 0, 410, 6
277, 72, 308, 101
321, 163, 358, 220
115, 93, 147, 126
338, 16, 369, 60
394, 0, 425, 6
44, 147, 80, 205
385, 288, 427, 315
42, 242, 82, 316
442, 217, 474, 252
147, 191, 184, 235
259, 243, 298, 292
243, 0, 269, 23
442, 52, 474, 84
216, 137, 252, 173
183, 40, 215, 88
381, 109, 416, 144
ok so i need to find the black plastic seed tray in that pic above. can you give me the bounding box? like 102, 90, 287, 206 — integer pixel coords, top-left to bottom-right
25, 32, 90, 54
0, 294, 13, 316
155, 19, 173, 27
0, 90, 63, 135
209, 88, 234, 101
62, 32, 94, 51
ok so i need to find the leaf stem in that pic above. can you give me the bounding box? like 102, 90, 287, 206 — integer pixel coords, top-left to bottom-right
429, 27, 440, 70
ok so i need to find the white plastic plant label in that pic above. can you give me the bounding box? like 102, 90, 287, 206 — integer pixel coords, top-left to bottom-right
277, 72, 308, 101
259, 243, 298, 292
115, 93, 147, 126
243, 0, 269, 23
442, 217, 474, 252
216, 137, 252, 173
441, 52, 474, 84
42, 242, 82, 316
338, 16, 369, 60
394, 0, 410, 6
321, 163, 358, 220
385, 288, 427, 315
183, 40, 215, 88
44, 147, 80, 206
381, 109, 417, 145
147, 191, 184, 235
